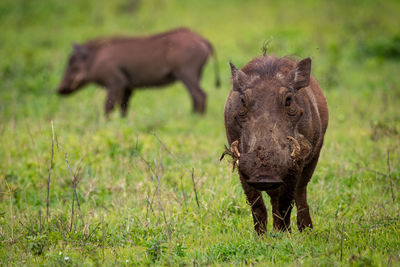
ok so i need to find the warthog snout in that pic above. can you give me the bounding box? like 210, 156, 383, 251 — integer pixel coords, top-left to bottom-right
246, 175, 284, 191
238, 149, 287, 191
57, 87, 72, 95
236, 135, 307, 191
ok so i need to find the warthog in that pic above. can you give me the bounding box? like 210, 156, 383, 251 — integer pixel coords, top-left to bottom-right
57, 28, 220, 117
222, 55, 328, 234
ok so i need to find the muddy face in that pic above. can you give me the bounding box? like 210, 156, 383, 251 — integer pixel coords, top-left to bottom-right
229, 58, 312, 191
57, 44, 90, 95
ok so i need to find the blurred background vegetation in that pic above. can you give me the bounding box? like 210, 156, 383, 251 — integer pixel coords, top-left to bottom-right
0, 0, 399, 265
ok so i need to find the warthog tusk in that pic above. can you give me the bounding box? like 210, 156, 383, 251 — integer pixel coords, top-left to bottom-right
287, 136, 301, 158
220, 140, 240, 172
230, 140, 240, 171
231, 140, 240, 158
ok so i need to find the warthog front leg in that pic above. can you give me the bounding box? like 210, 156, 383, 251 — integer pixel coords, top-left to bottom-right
294, 185, 312, 231
105, 86, 125, 118
269, 185, 294, 232
295, 155, 319, 231
240, 173, 268, 235
104, 69, 129, 118
105, 91, 117, 118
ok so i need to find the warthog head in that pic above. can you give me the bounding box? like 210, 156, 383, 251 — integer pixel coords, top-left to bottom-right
225, 57, 313, 191
57, 44, 90, 95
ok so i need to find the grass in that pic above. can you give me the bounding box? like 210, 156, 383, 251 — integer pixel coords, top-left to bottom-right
0, 0, 399, 265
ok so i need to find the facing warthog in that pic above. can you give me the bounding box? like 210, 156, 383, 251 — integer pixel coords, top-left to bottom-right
222, 55, 328, 234
57, 28, 220, 117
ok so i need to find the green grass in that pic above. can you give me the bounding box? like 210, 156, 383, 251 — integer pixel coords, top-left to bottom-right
1, 0, 399, 265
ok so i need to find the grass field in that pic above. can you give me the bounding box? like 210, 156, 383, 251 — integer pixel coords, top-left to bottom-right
1, 0, 399, 265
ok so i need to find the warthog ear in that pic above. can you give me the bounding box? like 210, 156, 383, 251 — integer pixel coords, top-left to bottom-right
73, 43, 88, 59
289, 57, 311, 90
230, 61, 248, 93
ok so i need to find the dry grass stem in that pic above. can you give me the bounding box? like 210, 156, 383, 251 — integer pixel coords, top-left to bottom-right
46, 120, 55, 222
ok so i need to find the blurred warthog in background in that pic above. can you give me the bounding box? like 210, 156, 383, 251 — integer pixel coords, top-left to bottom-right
222, 55, 328, 234
57, 28, 220, 117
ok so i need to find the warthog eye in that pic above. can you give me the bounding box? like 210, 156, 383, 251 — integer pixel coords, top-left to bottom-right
283, 93, 298, 116
285, 96, 292, 107
238, 95, 248, 116
240, 95, 246, 105
236, 91, 252, 124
